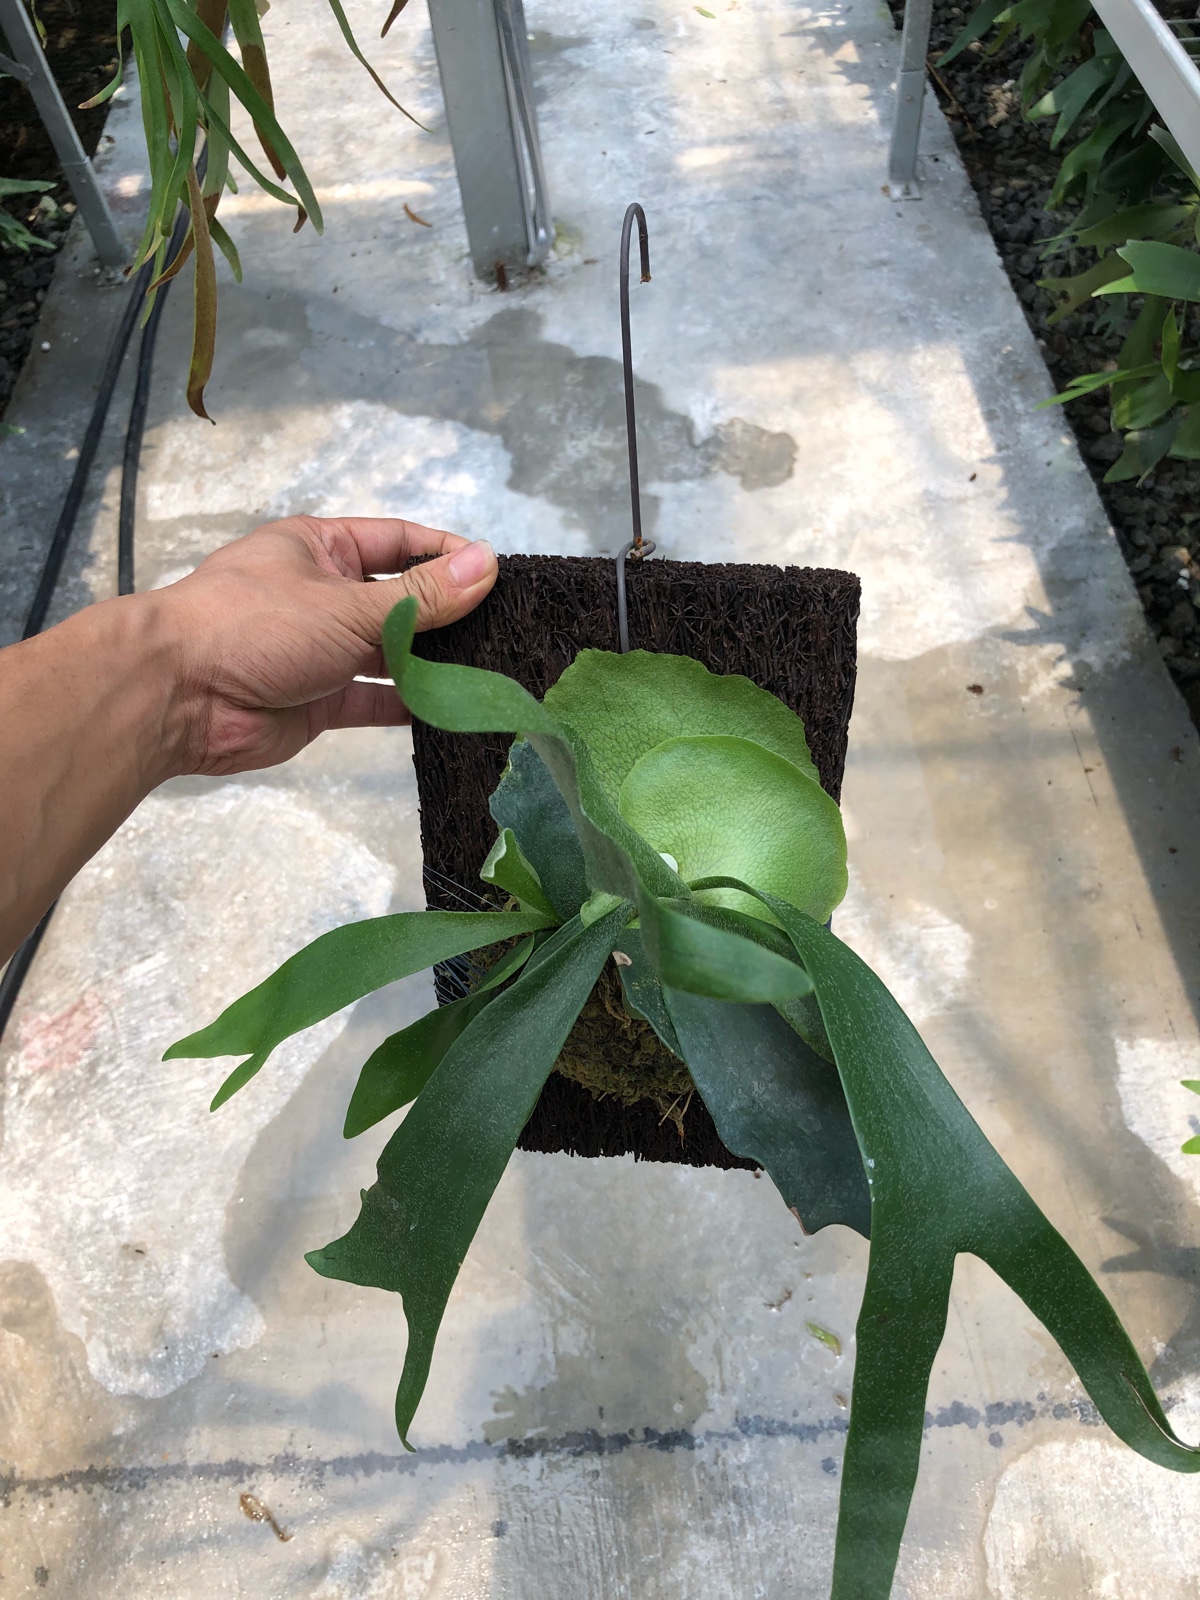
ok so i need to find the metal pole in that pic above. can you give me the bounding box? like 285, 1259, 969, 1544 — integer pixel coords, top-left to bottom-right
1091, 0, 1200, 180
426, 0, 550, 281
0, 0, 126, 268
888, 0, 934, 197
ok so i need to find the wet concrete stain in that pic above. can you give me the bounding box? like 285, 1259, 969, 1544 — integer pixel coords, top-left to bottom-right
212, 289, 797, 553
0, 1390, 1112, 1508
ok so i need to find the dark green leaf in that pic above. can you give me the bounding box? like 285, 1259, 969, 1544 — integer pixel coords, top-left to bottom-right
489, 738, 589, 922
663, 987, 871, 1236
164, 908, 552, 1107
1168, 405, 1200, 459
1041, 254, 1134, 322
306, 901, 630, 1444
342, 937, 534, 1137
1071, 203, 1193, 251
693, 877, 1200, 1600
609, 927, 682, 1054
1029, 54, 1114, 147
1104, 414, 1182, 482
937, 0, 1010, 65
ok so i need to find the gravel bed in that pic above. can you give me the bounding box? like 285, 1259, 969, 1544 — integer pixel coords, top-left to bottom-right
899, 0, 1200, 725
0, 0, 118, 421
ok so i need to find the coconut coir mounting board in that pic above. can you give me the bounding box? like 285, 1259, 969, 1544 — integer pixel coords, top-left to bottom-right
411, 552, 860, 1168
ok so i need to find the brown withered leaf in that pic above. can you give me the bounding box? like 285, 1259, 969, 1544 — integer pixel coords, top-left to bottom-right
185, 166, 218, 422
381, 0, 413, 36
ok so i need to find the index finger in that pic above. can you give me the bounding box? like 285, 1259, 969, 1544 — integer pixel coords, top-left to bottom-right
319, 517, 472, 576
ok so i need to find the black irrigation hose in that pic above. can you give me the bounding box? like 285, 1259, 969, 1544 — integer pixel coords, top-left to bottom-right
0, 204, 191, 1049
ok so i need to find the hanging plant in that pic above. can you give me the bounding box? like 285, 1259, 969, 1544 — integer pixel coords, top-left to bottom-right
81, 0, 417, 417
167, 594, 1200, 1600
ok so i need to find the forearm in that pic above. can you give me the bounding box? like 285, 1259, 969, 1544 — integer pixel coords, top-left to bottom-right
0, 592, 186, 963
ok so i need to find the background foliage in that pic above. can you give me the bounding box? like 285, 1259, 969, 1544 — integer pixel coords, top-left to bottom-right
945, 0, 1200, 482
86, 0, 413, 417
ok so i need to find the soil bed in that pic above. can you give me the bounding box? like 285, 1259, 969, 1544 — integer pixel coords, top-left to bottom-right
897, 0, 1200, 726
0, 0, 119, 421
411, 552, 859, 1168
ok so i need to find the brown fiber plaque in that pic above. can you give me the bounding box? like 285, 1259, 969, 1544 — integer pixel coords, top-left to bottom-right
410, 553, 859, 1168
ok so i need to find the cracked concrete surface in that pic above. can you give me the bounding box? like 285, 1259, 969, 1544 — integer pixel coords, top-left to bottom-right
3, 0, 1200, 1593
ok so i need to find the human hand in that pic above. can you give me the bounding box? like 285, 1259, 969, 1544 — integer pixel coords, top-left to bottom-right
157, 516, 497, 777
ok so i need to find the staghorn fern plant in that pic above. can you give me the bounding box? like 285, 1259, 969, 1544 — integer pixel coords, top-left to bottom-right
167, 595, 1200, 1600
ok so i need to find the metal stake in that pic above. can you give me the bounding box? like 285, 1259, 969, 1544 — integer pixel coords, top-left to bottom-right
616, 201, 655, 653
0, 0, 126, 267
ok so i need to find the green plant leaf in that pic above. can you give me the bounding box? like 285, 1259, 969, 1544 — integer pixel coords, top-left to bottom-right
1049, 101, 1140, 208
160, 0, 324, 229
937, 0, 1011, 65
542, 648, 819, 807
1071, 203, 1193, 252
635, 891, 814, 1004
164, 908, 552, 1107
618, 734, 847, 925
490, 738, 589, 921
342, 937, 535, 1138
663, 987, 871, 1236
1041, 254, 1135, 322
386, 599, 829, 1006
1104, 414, 1182, 483
480, 828, 556, 918
1112, 369, 1174, 431
1029, 53, 1114, 147
692, 876, 1200, 1600
1182, 1135, 1200, 1154
1098, 240, 1200, 302
306, 901, 631, 1444
611, 927, 682, 1055
1162, 307, 1182, 389
1168, 405, 1200, 459
1038, 362, 1160, 408
385, 597, 685, 904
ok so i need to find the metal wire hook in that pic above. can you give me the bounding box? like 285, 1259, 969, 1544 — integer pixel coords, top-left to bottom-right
616, 201, 655, 653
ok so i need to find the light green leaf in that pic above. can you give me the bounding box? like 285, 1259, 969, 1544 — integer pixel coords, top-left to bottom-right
164, 908, 552, 1108
1097, 241, 1200, 303
480, 828, 556, 918
307, 901, 630, 1445
385, 597, 685, 904
1112, 370, 1174, 432
542, 648, 819, 807
618, 733, 847, 925
342, 937, 535, 1137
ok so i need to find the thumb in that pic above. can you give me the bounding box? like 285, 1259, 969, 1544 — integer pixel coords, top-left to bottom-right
358, 538, 498, 636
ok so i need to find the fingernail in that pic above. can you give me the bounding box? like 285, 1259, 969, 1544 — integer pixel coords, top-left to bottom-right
447, 539, 495, 587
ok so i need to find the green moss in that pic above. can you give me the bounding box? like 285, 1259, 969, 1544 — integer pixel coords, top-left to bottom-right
552, 961, 696, 1136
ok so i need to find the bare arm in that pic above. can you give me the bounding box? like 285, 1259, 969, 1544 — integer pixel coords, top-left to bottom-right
0, 515, 497, 964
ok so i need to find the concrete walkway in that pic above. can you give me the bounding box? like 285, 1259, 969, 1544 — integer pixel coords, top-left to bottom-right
3, 0, 1200, 1594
